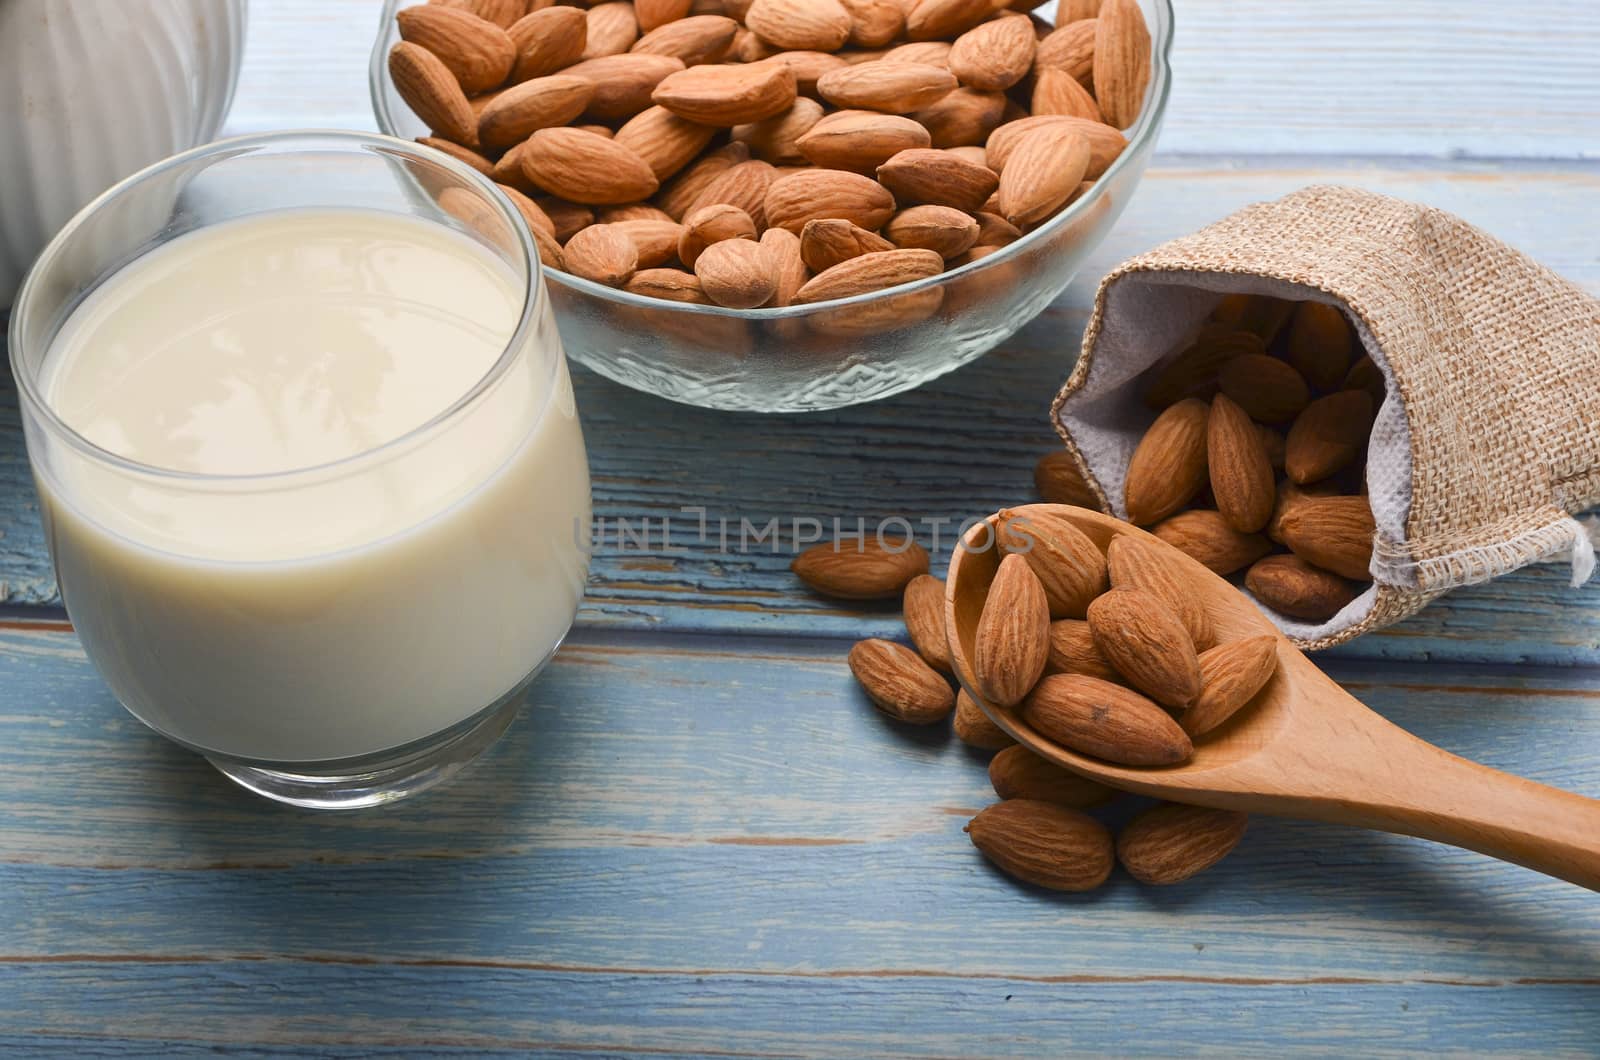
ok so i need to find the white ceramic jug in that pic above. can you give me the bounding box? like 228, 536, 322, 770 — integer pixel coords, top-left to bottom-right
0, 0, 247, 307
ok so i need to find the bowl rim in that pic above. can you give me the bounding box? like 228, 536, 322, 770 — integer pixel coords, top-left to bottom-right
369, 0, 1175, 320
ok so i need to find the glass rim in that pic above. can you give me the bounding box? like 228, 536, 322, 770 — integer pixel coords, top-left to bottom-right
368, 0, 1176, 320
6, 128, 550, 488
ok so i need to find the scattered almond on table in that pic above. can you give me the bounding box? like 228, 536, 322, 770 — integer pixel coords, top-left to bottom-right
389, 0, 1151, 308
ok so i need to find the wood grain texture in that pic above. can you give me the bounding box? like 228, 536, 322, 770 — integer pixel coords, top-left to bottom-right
0, 625, 1597, 1055
3, 164, 1599, 664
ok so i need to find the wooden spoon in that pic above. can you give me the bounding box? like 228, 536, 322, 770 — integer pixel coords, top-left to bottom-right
946, 503, 1600, 890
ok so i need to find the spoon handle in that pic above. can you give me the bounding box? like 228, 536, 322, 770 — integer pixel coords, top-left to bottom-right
1326, 729, 1600, 890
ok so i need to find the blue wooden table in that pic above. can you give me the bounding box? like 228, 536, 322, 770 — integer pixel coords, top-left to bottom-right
3, 2, 1599, 1055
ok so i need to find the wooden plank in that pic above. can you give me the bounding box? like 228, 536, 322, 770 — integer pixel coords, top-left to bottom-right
226, 0, 1600, 161
3, 964, 1599, 1057
4, 164, 1599, 664
2, 627, 1597, 993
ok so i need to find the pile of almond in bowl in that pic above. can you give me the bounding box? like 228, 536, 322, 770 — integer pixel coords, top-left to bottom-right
388, 0, 1150, 308
793, 510, 1266, 893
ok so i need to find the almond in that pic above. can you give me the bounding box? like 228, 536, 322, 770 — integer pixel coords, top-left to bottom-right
796, 110, 932, 173
816, 61, 956, 112
1106, 535, 1215, 650
985, 114, 1125, 178
996, 507, 1108, 619
876, 148, 997, 212
535, 196, 595, 242
1033, 450, 1099, 508
989, 744, 1115, 807
1234, 294, 1297, 344
1086, 587, 1201, 709
611, 217, 685, 267
1032, 67, 1101, 121
848, 638, 955, 724
1093, 0, 1152, 129
997, 124, 1089, 226
765, 168, 897, 233
1044, 618, 1119, 681
1285, 390, 1374, 485
1277, 495, 1376, 581
418, 136, 495, 177
397, 6, 516, 94
901, 572, 952, 673
521, 127, 660, 203
732, 98, 824, 165
973, 210, 1022, 246
1266, 479, 1337, 545
436, 0, 524, 29
965, 800, 1113, 892
495, 183, 556, 237
1118, 804, 1248, 885
744, 0, 852, 50
1142, 329, 1264, 409
791, 536, 930, 598
759, 226, 810, 306
508, 7, 589, 81
490, 139, 538, 192
615, 105, 719, 181
678, 203, 758, 265
1150, 510, 1272, 577
653, 61, 799, 125
562, 223, 639, 286
530, 224, 566, 271
793, 247, 943, 303
695, 236, 778, 307
689, 159, 780, 227
636, 0, 693, 31
623, 266, 710, 303
1022, 673, 1193, 766
656, 141, 752, 218
973, 552, 1051, 708
884, 204, 979, 259
1184, 636, 1278, 738
760, 50, 851, 95
882, 40, 952, 67
1245, 554, 1360, 622
478, 74, 594, 147
390, 41, 480, 146
954, 689, 1015, 750
1344, 354, 1387, 407
1124, 397, 1209, 526
799, 218, 895, 271
913, 87, 1006, 148
565, 53, 686, 121
1033, 18, 1095, 83
1285, 301, 1356, 391
584, 1, 641, 58
1207, 393, 1276, 533
632, 14, 740, 64
905, 0, 993, 41
839, 0, 905, 47
1217, 354, 1312, 425
948, 16, 1036, 90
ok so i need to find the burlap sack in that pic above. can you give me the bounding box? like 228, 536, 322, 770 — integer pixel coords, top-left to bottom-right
1050, 185, 1600, 649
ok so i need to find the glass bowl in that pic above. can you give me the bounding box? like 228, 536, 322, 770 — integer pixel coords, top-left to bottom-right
370, 0, 1173, 412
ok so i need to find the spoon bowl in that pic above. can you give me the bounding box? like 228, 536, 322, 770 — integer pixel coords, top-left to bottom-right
947, 504, 1600, 889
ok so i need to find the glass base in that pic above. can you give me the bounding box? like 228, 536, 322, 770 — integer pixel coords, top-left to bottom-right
205, 677, 532, 810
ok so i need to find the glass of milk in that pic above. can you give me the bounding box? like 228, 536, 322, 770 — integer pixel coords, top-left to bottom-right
8, 132, 592, 808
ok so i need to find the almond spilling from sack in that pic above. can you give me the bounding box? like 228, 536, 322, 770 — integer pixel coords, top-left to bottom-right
389, 0, 1150, 310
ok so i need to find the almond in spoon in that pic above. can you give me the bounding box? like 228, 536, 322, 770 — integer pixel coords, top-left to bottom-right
1184, 635, 1279, 738
1086, 588, 1201, 710
1022, 673, 1192, 766
973, 553, 1051, 708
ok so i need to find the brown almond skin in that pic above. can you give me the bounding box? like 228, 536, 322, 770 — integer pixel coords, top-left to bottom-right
1124, 398, 1209, 526
1022, 673, 1193, 767
1286, 390, 1374, 485
965, 799, 1114, 892
695, 237, 777, 308
989, 745, 1115, 808
1106, 535, 1215, 650
1278, 495, 1376, 581
876, 148, 998, 213
1086, 588, 1201, 710
973, 553, 1051, 708
1245, 554, 1361, 622
1142, 329, 1264, 410
884, 204, 980, 259
1117, 803, 1249, 885
396, 6, 516, 95
799, 218, 896, 272
954, 690, 1015, 750
1286, 300, 1355, 392
848, 638, 955, 724
995, 507, 1108, 619
1344, 354, 1387, 407
1034, 450, 1100, 509
389, 41, 480, 147
1044, 619, 1119, 681
562, 223, 639, 287
902, 573, 952, 673
1184, 635, 1279, 738
1207, 393, 1276, 533
1218, 354, 1312, 425
791, 537, 929, 598
764, 168, 898, 233
678, 203, 759, 267
1151, 509, 1272, 577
